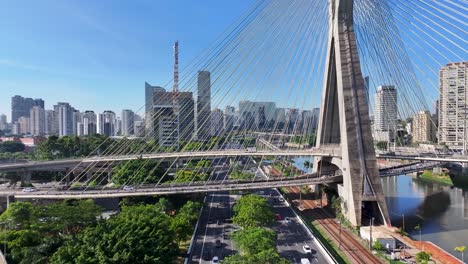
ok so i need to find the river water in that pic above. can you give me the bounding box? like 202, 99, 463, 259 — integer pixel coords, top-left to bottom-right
293, 157, 468, 256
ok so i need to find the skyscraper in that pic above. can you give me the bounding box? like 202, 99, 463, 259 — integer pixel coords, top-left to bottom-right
55, 102, 74, 137
224, 106, 236, 132
18, 116, 31, 134
45, 110, 58, 136
197, 71, 211, 140
30, 106, 45, 136
0, 114, 7, 130
373, 85, 398, 142
153, 88, 178, 147
82, 111, 97, 135
99, 111, 116, 136
122, 109, 135, 136
438, 62, 467, 151
211, 109, 224, 136
145, 82, 165, 135
11, 95, 44, 122
177, 92, 195, 141
412, 111, 436, 143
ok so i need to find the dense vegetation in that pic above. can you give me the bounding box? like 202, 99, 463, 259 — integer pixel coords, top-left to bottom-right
225, 194, 289, 263
290, 134, 316, 146
0, 200, 103, 263
229, 168, 255, 180
0, 198, 202, 264
112, 158, 163, 185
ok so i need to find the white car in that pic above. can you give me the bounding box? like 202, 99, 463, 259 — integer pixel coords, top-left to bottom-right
22, 187, 36, 192
303, 244, 312, 254
284, 217, 292, 223
278, 197, 285, 202
212, 256, 219, 264
123, 185, 134, 191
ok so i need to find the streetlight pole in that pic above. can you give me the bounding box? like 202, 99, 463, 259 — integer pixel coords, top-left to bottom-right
369, 217, 374, 250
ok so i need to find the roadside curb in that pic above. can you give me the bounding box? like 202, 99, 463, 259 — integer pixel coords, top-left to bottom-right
184, 195, 207, 264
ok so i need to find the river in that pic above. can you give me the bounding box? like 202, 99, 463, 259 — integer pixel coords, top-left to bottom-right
293, 157, 468, 256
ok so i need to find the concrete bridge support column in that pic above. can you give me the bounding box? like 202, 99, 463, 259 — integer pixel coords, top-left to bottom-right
20, 171, 32, 185
107, 168, 113, 182
86, 171, 93, 181
6, 195, 15, 208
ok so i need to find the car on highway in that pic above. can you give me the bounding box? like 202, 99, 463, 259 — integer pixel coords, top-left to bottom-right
22, 187, 36, 192
212, 256, 219, 264
278, 197, 285, 202
215, 239, 221, 248
208, 217, 214, 224
284, 217, 292, 223
275, 214, 282, 221
301, 258, 311, 264
122, 185, 134, 191
303, 244, 312, 254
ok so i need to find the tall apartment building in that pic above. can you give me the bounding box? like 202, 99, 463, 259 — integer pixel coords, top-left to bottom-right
373, 85, 398, 142
82, 111, 97, 135
30, 106, 45, 136
99, 111, 116, 136
177, 92, 195, 141
211, 109, 224, 136
438, 62, 467, 151
0, 114, 7, 130
145, 82, 165, 135
55, 102, 74, 137
197, 71, 211, 140
152, 88, 178, 147
45, 110, 58, 136
238, 101, 276, 129
224, 106, 236, 132
412, 111, 436, 143
18, 117, 31, 135
11, 95, 44, 122
121, 109, 135, 136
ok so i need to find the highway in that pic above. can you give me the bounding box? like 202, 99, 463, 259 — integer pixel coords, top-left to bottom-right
189, 168, 330, 263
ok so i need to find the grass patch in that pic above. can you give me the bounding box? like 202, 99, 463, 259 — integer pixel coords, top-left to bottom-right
419, 170, 453, 185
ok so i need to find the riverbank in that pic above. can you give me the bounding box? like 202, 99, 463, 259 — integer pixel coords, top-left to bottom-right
418, 170, 453, 185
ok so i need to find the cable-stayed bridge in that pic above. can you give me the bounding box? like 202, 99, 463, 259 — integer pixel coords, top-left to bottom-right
2, 0, 465, 228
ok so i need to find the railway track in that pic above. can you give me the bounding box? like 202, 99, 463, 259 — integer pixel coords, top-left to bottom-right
286, 187, 382, 264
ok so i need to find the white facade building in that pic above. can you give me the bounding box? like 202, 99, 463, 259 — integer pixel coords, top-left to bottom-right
438, 62, 467, 151
373, 85, 397, 142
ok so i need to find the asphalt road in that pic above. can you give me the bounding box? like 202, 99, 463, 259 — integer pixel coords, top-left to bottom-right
189, 169, 329, 263
267, 188, 328, 263
190, 170, 240, 263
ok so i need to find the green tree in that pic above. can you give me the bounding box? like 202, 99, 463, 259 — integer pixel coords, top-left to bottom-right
0, 141, 25, 153
51, 205, 179, 264
232, 227, 276, 255
155, 197, 174, 214
232, 194, 274, 228
33, 199, 102, 235
223, 248, 289, 264
112, 158, 162, 185
0, 202, 34, 228
415, 251, 431, 264
376, 141, 388, 150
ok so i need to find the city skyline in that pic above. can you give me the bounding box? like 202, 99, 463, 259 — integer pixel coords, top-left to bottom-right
0, 1, 458, 121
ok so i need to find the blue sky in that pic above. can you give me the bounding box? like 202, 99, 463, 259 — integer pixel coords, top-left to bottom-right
0, 0, 464, 121
0, 0, 254, 120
